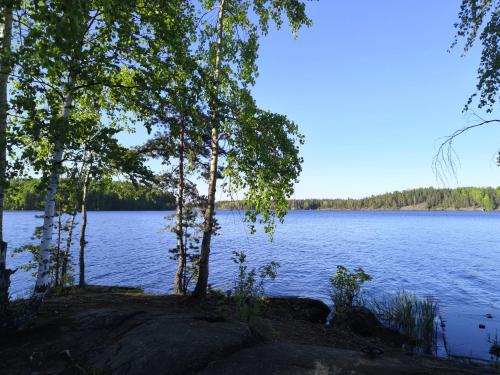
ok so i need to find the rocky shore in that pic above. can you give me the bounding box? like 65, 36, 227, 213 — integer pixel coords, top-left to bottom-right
1, 286, 497, 374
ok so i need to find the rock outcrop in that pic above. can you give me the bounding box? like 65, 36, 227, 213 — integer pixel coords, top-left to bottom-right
1, 286, 495, 375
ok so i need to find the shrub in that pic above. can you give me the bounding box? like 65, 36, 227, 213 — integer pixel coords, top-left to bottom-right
329, 265, 371, 313
230, 251, 280, 321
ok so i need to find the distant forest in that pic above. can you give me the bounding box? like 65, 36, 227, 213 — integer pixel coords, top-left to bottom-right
7, 184, 500, 211
217, 187, 500, 211
5, 179, 176, 211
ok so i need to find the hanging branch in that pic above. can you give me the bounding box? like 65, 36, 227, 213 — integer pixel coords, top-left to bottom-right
432, 118, 500, 184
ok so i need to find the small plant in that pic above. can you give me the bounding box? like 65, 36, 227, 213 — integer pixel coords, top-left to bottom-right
231, 250, 280, 321
373, 290, 440, 354
488, 331, 500, 360
207, 284, 227, 299
329, 265, 371, 313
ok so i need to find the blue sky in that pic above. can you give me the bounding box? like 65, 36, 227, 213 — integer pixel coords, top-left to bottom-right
122, 0, 500, 199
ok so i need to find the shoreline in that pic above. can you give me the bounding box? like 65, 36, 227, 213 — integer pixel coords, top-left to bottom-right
1, 286, 498, 374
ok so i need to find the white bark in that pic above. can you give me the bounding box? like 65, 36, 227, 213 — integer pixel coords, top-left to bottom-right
0, 4, 13, 314
32, 91, 73, 301
173, 121, 186, 294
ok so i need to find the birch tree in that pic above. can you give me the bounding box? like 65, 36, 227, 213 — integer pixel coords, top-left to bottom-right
0, 0, 15, 316
78, 160, 90, 287
193, 0, 311, 297
62, 0, 195, 291
9, 0, 149, 310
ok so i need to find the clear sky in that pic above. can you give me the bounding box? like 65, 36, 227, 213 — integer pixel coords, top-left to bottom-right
121, 0, 500, 199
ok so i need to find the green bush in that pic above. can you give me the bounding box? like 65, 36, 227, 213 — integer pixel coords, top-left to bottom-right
230, 251, 280, 321
329, 265, 371, 313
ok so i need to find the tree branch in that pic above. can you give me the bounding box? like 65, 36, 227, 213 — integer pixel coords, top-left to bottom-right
432, 118, 500, 184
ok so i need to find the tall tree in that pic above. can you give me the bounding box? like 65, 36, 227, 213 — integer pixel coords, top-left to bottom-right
78, 155, 91, 288
193, 0, 311, 297
9, 0, 149, 311
0, 0, 15, 316
193, 0, 226, 297
125, 1, 207, 294
137, 81, 210, 294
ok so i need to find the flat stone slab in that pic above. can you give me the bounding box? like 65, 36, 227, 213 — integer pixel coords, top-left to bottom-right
88, 311, 253, 375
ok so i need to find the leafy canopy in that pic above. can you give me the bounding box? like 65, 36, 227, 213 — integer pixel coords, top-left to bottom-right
452, 0, 499, 112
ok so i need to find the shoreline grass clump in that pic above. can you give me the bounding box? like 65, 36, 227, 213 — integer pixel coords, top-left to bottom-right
488, 332, 500, 361
373, 291, 440, 354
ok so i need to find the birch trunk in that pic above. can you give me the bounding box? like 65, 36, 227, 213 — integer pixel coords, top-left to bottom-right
78, 164, 91, 288
60, 205, 77, 286
193, 0, 225, 297
54, 206, 62, 287
173, 121, 186, 294
61, 159, 86, 285
0, 5, 13, 315
32, 91, 73, 303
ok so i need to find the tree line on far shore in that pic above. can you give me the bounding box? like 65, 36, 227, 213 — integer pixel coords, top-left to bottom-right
9, 183, 499, 212
218, 187, 500, 211
5, 179, 175, 211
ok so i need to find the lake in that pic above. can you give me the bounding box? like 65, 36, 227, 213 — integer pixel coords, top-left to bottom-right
5, 210, 500, 361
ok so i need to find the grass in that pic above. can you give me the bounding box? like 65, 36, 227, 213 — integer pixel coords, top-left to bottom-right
489, 331, 500, 360
372, 290, 441, 355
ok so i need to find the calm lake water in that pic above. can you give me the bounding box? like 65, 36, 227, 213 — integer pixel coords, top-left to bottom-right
5, 210, 500, 361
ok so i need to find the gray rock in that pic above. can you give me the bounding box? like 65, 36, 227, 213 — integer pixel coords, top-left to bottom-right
332, 306, 382, 336
332, 306, 404, 346
265, 297, 331, 323
248, 316, 275, 341
89, 312, 253, 375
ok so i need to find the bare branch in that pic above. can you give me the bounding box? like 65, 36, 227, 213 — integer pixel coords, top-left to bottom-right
432, 119, 500, 185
